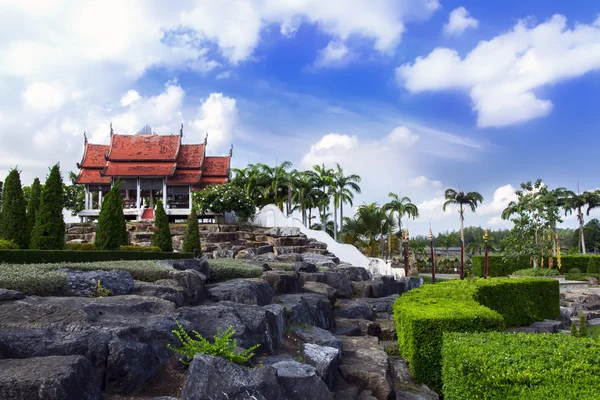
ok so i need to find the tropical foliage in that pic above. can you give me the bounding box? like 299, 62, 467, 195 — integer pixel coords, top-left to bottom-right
193, 182, 255, 223
30, 164, 66, 250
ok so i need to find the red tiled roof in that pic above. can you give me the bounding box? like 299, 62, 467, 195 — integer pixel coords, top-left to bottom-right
106, 134, 181, 161
166, 170, 202, 184
177, 144, 204, 169
200, 176, 228, 184
79, 144, 109, 169
76, 169, 112, 184
102, 161, 177, 177
203, 156, 230, 176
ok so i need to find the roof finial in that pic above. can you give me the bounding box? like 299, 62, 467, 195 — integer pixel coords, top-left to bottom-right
229, 143, 233, 157
179, 123, 184, 137
110, 122, 113, 136
83, 131, 87, 144
204, 132, 208, 145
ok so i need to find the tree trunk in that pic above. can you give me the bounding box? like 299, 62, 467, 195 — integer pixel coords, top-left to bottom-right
398, 219, 403, 258
340, 203, 344, 238
308, 209, 312, 228
333, 205, 338, 241
579, 207, 586, 254
388, 224, 392, 260
460, 206, 465, 280
552, 222, 557, 256
321, 206, 326, 232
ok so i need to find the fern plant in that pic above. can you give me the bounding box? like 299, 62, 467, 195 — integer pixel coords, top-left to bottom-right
89, 280, 111, 298
167, 319, 260, 367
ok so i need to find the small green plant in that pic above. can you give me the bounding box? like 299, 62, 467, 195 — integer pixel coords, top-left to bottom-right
89, 280, 110, 297
167, 319, 260, 367
579, 315, 589, 338
570, 268, 582, 274
587, 257, 598, 274
571, 321, 578, 337
512, 268, 560, 277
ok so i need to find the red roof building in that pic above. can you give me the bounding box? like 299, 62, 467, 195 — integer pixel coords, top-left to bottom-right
76, 126, 231, 221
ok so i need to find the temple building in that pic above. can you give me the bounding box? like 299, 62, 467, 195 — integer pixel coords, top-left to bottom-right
75, 124, 231, 222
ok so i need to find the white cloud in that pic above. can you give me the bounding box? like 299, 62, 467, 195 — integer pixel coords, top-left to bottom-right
443, 7, 479, 36
398, 15, 600, 127
478, 184, 518, 214
120, 90, 141, 107
23, 82, 64, 111
386, 126, 419, 146
192, 93, 238, 152
313, 41, 353, 68
409, 176, 443, 188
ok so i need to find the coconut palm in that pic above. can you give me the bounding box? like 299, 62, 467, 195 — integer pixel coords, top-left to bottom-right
563, 189, 600, 254
442, 188, 484, 279
383, 193, 419, 258
312, 164, 335, 233
342, 203, 396, 257
332, 163, 361, 241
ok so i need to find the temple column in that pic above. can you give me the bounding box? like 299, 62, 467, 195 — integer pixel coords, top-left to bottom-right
188, 185, 192, 211
136, 178, 141, 209
98, 190, 103, 209
162, 179, 167, 209
84, 186, 89, 210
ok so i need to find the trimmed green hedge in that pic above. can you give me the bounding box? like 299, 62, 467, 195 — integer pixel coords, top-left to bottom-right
473, 254, 600, 276
393, 278, 560, 393
512, 268, 560, 277
0, 249, 193, 264
66, 243, 162, 252
442, 332, 600, 399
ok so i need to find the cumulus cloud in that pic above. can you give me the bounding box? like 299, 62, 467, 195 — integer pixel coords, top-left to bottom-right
409, 176, 443, 189
23, 82, 65, 111
397, 15, 600, 127
192, 93, 238, 151
313, 41, 353, 68
478, 184, 518, 214
443, 7, 479, 36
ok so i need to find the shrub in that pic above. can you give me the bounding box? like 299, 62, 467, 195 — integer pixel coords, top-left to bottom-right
579, 315, 588, 338
473, 255, 600, 276
0, 249, 193, 265
0, 240, 18, 250
512, 268, 560, 277
152, 200, 173, 252
569, 268, 582, 274
571, 321, 578, 336
442, 332, 600, 399
0, 168, 28, 248
95, 184, 128, 250
66, 242, 97, 251
193, 183, 255, 223
26, 177, 41, 245
30, 164, 66, 250
587, 257, 598, 274
119, 245, 161, 252
182, 209, 201, 254
208, 261, 263, 283
167, 319, 260, 366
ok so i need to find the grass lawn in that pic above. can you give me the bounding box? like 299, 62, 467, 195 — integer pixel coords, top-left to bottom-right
420, 275, 450, 284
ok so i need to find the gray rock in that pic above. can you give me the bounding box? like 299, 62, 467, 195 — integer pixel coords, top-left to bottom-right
105, 340, 158, 394
157, 257, 211, 280
168, 269, 207, 305
302, 281, 337, 305
182, 354, 285, 400
378, 320, 397, 341
251, 252, 277, 263
0, 355, 101, 400
399, 276, 424, 291
235, 248, 256, 259
300, 272, 352, 298
560, 306, 577, 327
529, 319, 562, 333
134, 280, 186, 307
276, 293, 336, 330
58, 269, 134, 296
256, 244, 275, 255
356, 295, 399, 318
276, 253, 303, 262
265, 227, 301, 237
391, 358, 439, 399
212, 249, 236, 258
0, 289, 25, 301
336, 266, 371, 281
258, 353, 296, 365
207, 279, 274, 306
336, 318, 381, 337
272, 360, 333, 400
352, 277, 405, 298
301, 253, 338, 268
290, 326, 343, 351
293, 261, 318, 273
302, 343, 340, 390
332, 321, 362, 337
335, 299, 375, 321
263, 270, 302, 294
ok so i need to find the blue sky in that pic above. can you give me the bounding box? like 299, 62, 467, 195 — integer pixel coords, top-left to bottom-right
1, 0, 599, 232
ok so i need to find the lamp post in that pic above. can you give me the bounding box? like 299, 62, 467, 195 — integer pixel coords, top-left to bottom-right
429, 227, 436, 284
404, 229, 410, 277
483, 228, 489, 278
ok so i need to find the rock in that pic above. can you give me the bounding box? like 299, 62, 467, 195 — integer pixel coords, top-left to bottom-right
293, 261, 318, 273
235, 248, 256, 259
134, 281, 186, 307
399, 276, 423, 291
352, 277, 405, 298
0, 289, 25, 301
182, 354, 285, 400
300, 272, 353, 299
105, 340, 158, 394
256, 244, 275, 255
290, 326, 343, 351
302, 281, 337, 305
271, 236, 309, 247
302, 343, 340, 390
251, 252, 277, 262
390, 358, 439, 400
157, 257, 211, 280
207, 279, 274, 306
277, 253, 303, 262
177, 302, 284, 354
168, 269, 207, 305
395, 387, 440, 400
301, 253, 338, 268
336, 266, 371, 281
356, 295, 399, 319
263, 270, 302, 294
276, 293, 336, 330
58, 269, 134, 296
265, 227, 301, 237
203, 232, 238, 243
336, 318, 381, 337
529, 319, 562, 333
275, 246, 309, 255
332, 321, 362, 337
272, 360, 333, 400
335, 299, 375, 321
560, 306, 577, 326
338, 336, 394, 400
213, 249, 236, 258
0, 355, 101, 400
378, 320, 397, 341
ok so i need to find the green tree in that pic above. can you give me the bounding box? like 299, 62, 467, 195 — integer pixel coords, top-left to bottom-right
30, 164, 66, 250
582, 219, 600, 254
342, 203, 396, 258
193, 183, 255, 223
384, 193, 419, 258
332, 163, 361, 241
153, 200, 173, 252
312, 163, 335, 234
95, 183, 128, 250
26, 178, 42, 243
63, 171, 85, 216
182, 208, 201, 253
587, 257, 598, 274
0, 168, 28, 248
563, 189, 600, 254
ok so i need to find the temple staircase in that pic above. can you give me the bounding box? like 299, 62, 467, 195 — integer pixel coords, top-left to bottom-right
141, 208, 154, 221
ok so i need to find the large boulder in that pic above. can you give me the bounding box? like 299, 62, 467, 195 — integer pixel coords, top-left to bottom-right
276, 294, 335, 330
105, 340, 158, 394
293, 261, 318, 273
168, 269, 208, 305
352, 277, 405, 298
181, 354, 285, 400
0, 355, 101, 400
58, 269, 134, 296
334, 299, 375, 321
390, 358, 439, 400
301, 253, 338, 268
302, 343, 340, 390
0, 289, 25, 301
302, 281, 337, 305
207, 279, 274, 306
156, 256, 211, 280
290, 326, 343, 351
300, 272, 352, 298
335, 318, 381, 337
263, 270, 302, 294
356, 295, 399, 319
265, 227, 302, 237
271, 360, 333, 400
133, 280, 186, 307
398, 276, 423, 291
336, 266, 371, 281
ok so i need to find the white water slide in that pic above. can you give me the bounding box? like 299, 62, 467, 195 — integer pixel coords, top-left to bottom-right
252, 205, 404, 279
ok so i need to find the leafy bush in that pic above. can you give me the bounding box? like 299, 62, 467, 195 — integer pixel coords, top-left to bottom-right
153, 200, 173, 252
95, 184, 128, 250
182, 209, 201, 254
565, 272, 600, 281
393, 278, 559, 393
119, 245, 161, 252
512, 268, 560, 277
0, 240, 18, 250
473, 254, 600, 276
0, 168, 28, 248
442, 332, 600, 399
208, 260, 263, 283
167, 319, 259, 366
66, 242, 97, 251
193, 183, 255, 223
587, 257, 598, 274
30, 164, 66, 250
0, 249, 192, 264
569, 268, 582, 274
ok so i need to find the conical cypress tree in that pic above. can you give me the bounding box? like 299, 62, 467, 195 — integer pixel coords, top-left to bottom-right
30, 164, 66, 249
26, 177, 42, 243
182, 208, 201, 253
95, 184, 128, 250
0, 168, 28, 248
152, 200, 172, 252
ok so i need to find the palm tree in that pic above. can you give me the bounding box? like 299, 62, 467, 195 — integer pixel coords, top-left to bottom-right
312, 164, 335, 233
564, 189, 600, 254
332, 163, 361, 241
442, 188, 484, 279
383, 193, 419, 259
259, 161, 293, 211
342, 203, 396, 257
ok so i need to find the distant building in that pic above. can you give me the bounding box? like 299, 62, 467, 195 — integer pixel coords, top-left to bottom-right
75, 125, 231, 222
